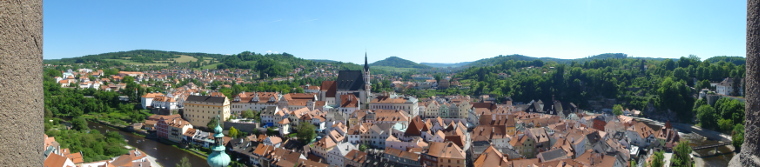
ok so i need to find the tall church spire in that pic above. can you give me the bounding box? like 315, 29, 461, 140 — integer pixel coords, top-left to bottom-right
364, 52, 369, 71
363, 52, 372, 108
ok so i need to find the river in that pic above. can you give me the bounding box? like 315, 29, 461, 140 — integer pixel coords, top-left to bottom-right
639, 120, 733, 166
680, 132, 734, 167
87, 121, 210, 167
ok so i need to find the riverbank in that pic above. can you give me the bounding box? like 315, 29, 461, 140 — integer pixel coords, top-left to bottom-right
87, 119, 211, 166
89, 118, 150, 137
159, 138, 210, 160
88, 119, 208, 166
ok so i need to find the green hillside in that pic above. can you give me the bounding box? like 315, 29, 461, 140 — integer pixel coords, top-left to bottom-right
370, 56, 430, 69
44, 49, 227, 65
705, 56, 746, 65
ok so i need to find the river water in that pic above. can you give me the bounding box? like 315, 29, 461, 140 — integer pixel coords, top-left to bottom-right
639, 119, 733, 166
680, 132, 734, 167
87, 121, 210, 167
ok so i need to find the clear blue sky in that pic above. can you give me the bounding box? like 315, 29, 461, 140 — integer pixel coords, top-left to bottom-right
45, 1, 746, 64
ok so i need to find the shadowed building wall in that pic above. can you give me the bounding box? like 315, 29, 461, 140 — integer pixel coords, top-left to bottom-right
743, 0, 760, 166
0, 0, 43, 166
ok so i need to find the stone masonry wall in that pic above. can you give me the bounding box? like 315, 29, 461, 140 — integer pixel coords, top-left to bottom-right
0, 0, 44, 166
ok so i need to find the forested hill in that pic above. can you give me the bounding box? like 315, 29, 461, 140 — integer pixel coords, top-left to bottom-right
44, 50, 228, 64
450, 55, 746, 123
705, 56, 746, 65
370, 56, 431, 69
465, 53, 632, 67
420, 62, 472, 68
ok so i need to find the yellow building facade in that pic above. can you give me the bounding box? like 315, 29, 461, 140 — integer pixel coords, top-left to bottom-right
183, 95, 231, 128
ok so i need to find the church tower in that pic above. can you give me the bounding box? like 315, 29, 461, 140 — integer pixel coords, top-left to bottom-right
207, 115, 230, 167
364, 52, 371, 102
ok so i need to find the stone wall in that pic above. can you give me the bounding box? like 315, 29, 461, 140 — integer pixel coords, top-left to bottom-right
0, 0, 44, 166
738, 0, 760, 166
224, 121, 260, 133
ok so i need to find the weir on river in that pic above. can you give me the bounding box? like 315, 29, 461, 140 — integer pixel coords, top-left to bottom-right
87, 121, 210, 167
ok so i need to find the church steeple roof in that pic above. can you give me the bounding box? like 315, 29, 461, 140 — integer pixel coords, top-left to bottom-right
364, 52, 369, 71
207, 115, 230, 167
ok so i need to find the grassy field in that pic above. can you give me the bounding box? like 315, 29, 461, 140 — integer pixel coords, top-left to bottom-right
173, 55, 198, 63
200, 63, 221, 70
372, 66, 418, 72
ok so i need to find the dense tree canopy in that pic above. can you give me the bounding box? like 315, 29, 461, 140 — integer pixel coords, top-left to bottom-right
450, 54, 743, 123
612, 104, 624, 116
671, 141, 693, 167
47, 124, 128, 162
370, 56, 431, 68
207, 116, 222, 129
696, 105, 717, 128
695, 97, 746, 133
229, 126, 240, 138
657, 77, 695, 122
650, 151, 665, 167
296, 123, 317, 143
733, 124, 745, 152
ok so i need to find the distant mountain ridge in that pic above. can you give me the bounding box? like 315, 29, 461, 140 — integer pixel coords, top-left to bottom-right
420, 62, 472, 68
45, 50, 742, 71
370, 56, 431, 69
465, 53, 632, 67
422, 53, 675, 68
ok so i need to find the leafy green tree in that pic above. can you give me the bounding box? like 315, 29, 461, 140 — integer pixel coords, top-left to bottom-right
663, 59, 676, 71
207, 116, 223, 129
256, 58, 287, 79
733, 124, 745, 152
650, 151, 665, 167
693, 99, 706, 111
672, 67, 688, 82
657, 77, 695, 123
671, 141, 693, 167
176, 156, 191, 167
714, 98, 745, 125
696, 105, 717, 128
266, 127, 278, 136
612, 104, 624, 116
696, 80, 711, 90
229, 126, 240, 138
359, 144, 368, 151
71, 117, 89, 131
296, 123, 317, 143
242, 109, 256, 119
718, 119, 734, 133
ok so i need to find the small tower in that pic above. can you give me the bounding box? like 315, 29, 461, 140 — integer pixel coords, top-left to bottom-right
207, 115, 230, 167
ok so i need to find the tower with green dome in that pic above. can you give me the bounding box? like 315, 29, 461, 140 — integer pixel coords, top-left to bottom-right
207, 115, 230, 167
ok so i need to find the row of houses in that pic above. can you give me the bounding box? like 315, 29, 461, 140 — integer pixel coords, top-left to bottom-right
44, 134, 153, 167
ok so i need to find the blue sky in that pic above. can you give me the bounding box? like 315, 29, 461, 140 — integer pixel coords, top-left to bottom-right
45, 1, 746, 64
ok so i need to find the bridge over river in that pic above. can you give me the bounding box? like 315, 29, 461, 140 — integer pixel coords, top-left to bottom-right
634, 117, 735, 166
693, 142, 732, 151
